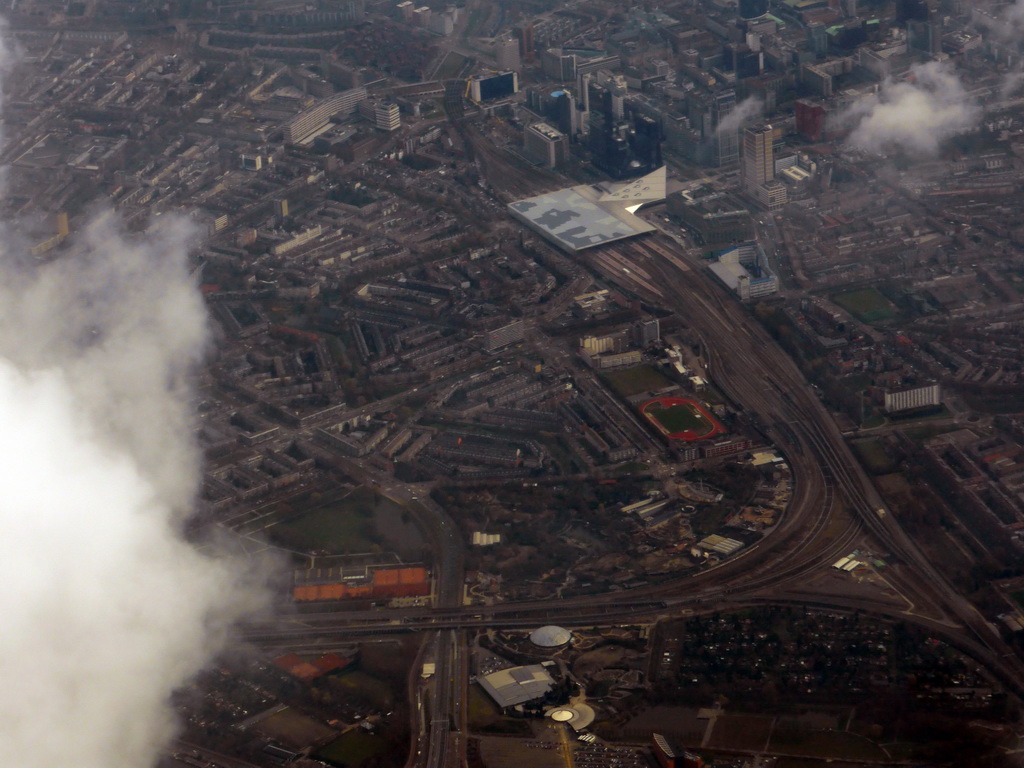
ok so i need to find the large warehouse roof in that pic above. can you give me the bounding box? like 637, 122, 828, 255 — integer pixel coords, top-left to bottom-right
478, 664, 555, 708
508, 167, 666, 253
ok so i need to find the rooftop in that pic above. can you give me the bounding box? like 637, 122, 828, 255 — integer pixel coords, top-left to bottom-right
508, 167, 666, 253
478, 664, 555, 708
530, 625, 572, 647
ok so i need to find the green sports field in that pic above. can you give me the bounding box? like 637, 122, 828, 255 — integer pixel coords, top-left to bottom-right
647, 401, 709, 434
640, 396, 725, 441
832, 287, 896, 323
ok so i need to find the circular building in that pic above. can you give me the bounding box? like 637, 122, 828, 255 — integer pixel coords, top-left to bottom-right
530, 625, 572, 648
546, 703, 596, 731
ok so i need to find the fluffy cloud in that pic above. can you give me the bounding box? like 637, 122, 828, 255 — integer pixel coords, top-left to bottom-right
839, 61, 979, 156
0, 29, 264, 768
716, 95, 763, 137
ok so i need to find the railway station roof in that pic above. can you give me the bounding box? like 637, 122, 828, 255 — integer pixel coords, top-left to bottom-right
508, 167, 665, 253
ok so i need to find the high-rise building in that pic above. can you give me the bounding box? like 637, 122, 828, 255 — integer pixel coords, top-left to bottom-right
807, 22, 828, 55
897, 0, 930, 22
469, 71, 519, 102
908, 5, 942, 55
726, 42, 763, 79
742, 124, 774, 196
524, 122, 569, 169
884, 383, 941, 413
738, 0, 768, 19
587, 79, 662, 179
609, 74, 627, 120
428, 9, 456, 36
496, 36, 521, 71
577, 72, 591, 113
375, 102, 401, 131
541, 48, 576, 81
632, 114, 663, 171
713, 89, 739, 167
554, 91, 581, 137
516, 22, 535, 62
412, 6, 431, 27
396, 0, 414, 22
795, 98, 829, 142
756, 178, 788, 211
634, 317, 660, 347
652, 734, 678, 768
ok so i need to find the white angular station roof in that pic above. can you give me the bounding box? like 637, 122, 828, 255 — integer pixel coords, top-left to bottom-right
508, 167, 666, 253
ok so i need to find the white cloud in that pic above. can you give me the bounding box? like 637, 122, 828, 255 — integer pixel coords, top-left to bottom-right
0, 26, 265, 768
716, 95, 763, 137
839, 61, 979, 157
1001, 0, 1024, 37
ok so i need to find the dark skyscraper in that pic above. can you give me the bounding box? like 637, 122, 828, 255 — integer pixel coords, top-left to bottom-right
515, 23, 535, 62
587, 79, 662, 179
738, 0, 768, 19
807, 22, 828, 55
713, 90, 739, 167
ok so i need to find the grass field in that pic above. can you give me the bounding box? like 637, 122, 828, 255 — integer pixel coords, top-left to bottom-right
603, 365, 673, 398
273, 505, 375, 553
690, 505, 729, 536
832, 287, 896, 324
648, 402, 708, 434
468, 685, 501, 730
317, 729, 389, 767
771, 729, 890, 760
333, 670, 395, 709
707, 714, 774, 750
899, 421, 963, 443
851, 439, 895, 475
258, 707, 336, 748
269, 487, 410, 555
641, 397, 723, 440
861, 410, 886, 429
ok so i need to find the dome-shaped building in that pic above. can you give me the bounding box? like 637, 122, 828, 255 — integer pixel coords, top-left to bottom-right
546, 703, 595, 731
529, 625, 572, 648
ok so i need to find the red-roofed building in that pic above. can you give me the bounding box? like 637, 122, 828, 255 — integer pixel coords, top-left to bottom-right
273, 652, 354, 682
294, 565, 430, 602
290, 663, 323, 682
313, 653, 352, 674
273, 654, 304, 672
